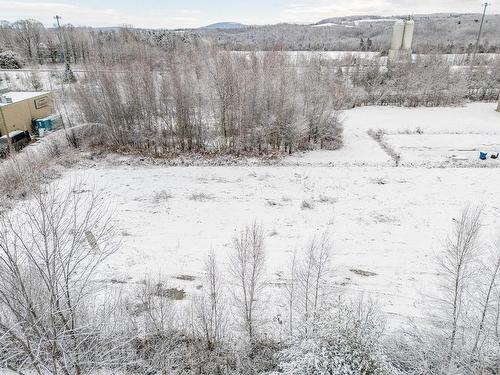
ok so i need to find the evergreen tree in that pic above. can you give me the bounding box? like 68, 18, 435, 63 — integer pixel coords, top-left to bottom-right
62, 61, 76, 83
359, 38, 365, 51
367, 38, 372, 51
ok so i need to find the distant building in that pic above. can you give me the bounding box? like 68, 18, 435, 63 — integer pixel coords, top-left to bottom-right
0, 91, 54, 136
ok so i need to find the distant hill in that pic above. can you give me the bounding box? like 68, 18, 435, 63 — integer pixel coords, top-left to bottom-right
194, 13, 499, 54
93, 26, 122, 32
202, 22, 246, 29
314, 15, 388, 25
313, 13, 494, 26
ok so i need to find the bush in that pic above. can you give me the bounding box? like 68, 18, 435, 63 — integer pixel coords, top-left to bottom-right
301, 199, 314, 210
0, 51, 23, 69
272, 300, 391, 375
28, 71, 43, 90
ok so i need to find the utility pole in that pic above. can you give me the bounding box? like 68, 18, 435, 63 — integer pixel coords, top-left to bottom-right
54, 15, 67, 64
54, 15, 62, 28
471, 2, 488, 67
53, 15, 71, 133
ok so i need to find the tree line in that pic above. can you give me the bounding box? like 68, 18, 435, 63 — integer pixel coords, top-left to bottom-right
1, 14, 500, 68
71, 47, 344, 155
0, 19, 202, 66
66, 46, 498, 157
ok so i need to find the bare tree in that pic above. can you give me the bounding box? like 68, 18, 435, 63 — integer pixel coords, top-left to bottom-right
494, 283, 500, 374
296, 232, 331, 337
195, 251, 227, 350
229, 223, 266, 340
466, 239, 500, 375
11, 19, 44, 63
472, 252, 500, 354
0, 183, 120, 374
439, 204, 482, 371
389, 207, 499, 374
285, 249, 298, 337
0, 21, 15, 51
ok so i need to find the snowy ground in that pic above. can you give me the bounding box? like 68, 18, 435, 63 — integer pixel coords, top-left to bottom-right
43, 103, 500, 328
288, 103, 500, 167
61, 164, 499, 326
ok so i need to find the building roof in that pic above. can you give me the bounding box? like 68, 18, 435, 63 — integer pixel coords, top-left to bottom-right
0, 91, 50, 107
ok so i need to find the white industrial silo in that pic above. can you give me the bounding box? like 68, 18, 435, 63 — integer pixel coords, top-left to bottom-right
390, 20, 405, 50
402, 19, 415, 51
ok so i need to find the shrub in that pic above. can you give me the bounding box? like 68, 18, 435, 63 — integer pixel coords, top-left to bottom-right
27, 71, 43, 90
189, 192, 213, 201
153, 190, 173, 203
301, 199, 314, 210
272, 300, 391, 375
0, 51, 23, 69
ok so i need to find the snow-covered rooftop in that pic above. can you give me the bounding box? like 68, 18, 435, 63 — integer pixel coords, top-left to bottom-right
0, 91, 50, 106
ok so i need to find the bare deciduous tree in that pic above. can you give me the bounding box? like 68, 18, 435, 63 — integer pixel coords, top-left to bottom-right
0, 183, 120, 374
195, 251, 227, 351
285, 249, 298, 337
472, 251, 500, 355
296, 232, 331, 337
11, 19, 44, 63
439, 204, 482, 371
229, 223, 266, 340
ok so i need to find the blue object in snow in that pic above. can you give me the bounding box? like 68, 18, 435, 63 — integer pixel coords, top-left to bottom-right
479, 152, 488, 160
35, 117, 53, 131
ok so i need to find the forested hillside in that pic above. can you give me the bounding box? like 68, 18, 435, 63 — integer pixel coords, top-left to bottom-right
1, 12, 499, 66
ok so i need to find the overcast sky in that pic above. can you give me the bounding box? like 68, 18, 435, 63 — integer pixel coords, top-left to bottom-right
0, 0, 498, 28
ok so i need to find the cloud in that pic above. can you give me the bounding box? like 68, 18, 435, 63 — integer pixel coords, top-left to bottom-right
0, 1, 201, 28
0, 0, 497, 28
284, 0, 388, 16
178, 9, 202, 15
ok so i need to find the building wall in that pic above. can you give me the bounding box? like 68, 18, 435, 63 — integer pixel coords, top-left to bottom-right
0, 93, 54, 135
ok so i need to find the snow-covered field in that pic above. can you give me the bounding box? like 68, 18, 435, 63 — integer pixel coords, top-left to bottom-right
289, 103, 500, 166
48, 103, 500, 328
